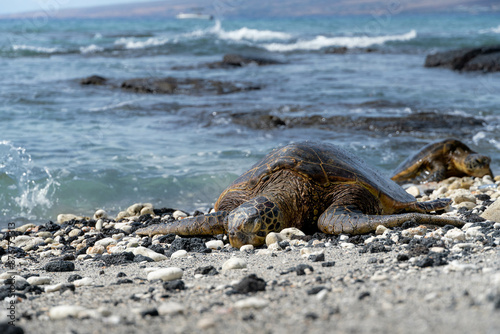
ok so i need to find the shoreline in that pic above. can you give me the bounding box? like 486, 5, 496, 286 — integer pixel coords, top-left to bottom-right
1, 176, 500, 333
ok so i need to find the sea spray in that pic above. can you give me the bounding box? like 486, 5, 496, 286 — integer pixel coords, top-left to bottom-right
0, 141, 58, 223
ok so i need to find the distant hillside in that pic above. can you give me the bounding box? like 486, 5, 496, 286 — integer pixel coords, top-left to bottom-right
1, 0, 498, 19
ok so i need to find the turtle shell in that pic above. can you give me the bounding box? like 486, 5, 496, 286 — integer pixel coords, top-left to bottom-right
220, 141, 415, 205
392, 138, 474, 178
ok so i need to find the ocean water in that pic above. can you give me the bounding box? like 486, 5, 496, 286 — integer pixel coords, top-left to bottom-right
1, 14, 500, 227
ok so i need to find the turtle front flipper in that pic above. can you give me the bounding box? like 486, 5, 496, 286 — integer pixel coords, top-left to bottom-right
135, 211, 227, 237
317, 205, 464, 235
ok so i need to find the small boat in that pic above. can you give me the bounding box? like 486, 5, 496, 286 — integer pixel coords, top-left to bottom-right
176, 13, 213, 20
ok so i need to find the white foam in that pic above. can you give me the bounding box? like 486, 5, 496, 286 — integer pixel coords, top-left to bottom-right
80, 44, 104, 54
186, 20, 292, 42
262, 30, 417, 52
479, 25, 500, 34
114, 36, 169, 49
12, 44, 60, 54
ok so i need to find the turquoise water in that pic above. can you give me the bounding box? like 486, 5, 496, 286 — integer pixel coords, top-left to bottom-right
1, 14, 500, 226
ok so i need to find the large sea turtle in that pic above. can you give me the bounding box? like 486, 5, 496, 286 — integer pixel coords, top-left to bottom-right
136, 142, 463, 248
391, 138, 493, 185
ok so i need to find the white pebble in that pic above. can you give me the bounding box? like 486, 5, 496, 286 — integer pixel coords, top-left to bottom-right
27, 276, 51, 286
197, 317, 217, 329
173, 210, 188, 219
45, 283, 65, 293
57, 214, 82, 224
340, 242, 355, 249
445, 260, 478, 272
265, 232, 284, 246
267, 243, 281, 251
205, 240, 224, 250
147, 267, 183, 281
240, 245, 254, 252
234, 297, 268, 309
94, 209, 108, 220
375, 225, 388, 235
131, 246, 167, 262
158, 302, 185, 315
279, 227, 305, 239
95, 237, 117, 247
256, 249, 272, 256
405, 185, 420, 197
73, 277, 93, 287
222, 257, 247, 271
445, 228, 466, 241
68, 229, 81, 238
170, 250, 188, 259
95, 219, 103, 231
49, 305, 87, 320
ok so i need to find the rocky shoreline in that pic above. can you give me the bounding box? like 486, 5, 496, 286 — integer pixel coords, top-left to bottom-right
1, 176, 500, 334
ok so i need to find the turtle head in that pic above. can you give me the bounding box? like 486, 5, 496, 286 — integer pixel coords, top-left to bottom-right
226, 196, 284, 248
461, 153, 493, 178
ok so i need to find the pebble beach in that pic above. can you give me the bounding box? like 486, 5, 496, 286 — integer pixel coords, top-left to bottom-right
1, 175, 499, 334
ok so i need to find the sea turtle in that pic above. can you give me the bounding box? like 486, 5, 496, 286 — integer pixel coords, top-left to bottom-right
391, 138, 493, 185
136, 142, 463, 248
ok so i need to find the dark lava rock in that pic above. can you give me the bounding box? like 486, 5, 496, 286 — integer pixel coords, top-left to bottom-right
80, 75, 107, 85
115, 279, 133, 285
148, 244, 166, 255
0, 323, 25, 334
0, 247, 5, 256
67, 274, 82, 282
44, 260, 75, 272
415, 252, 448, 268
425, 46, 500, 72
121, 77, 259, 95
194, 265, 219, 276
163, 280, 185, 292
222, 54, 283, 66
359, 242, 389, 254
458, 207, 486, 223
165, 237, 211, 256
308, 253, 325, 262
38, 221, 60, 232
5, 247, 27, 258
157, 234, 177, 244
100, 252, 135, 266
232, 274, 266, 294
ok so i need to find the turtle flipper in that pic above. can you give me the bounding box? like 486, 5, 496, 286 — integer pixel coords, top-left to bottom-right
317, 205, 463, 235
135, 211, 228, 237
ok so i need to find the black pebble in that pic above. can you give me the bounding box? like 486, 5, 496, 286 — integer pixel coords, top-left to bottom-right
306, 286, 326, 295
305, 312, 319, 320
67, 274, 82, 282
194, 265, 219, 276
359, 242, 389, 254
44, 260, 75, 272
163, 279, 185, 292
308, 253, 325, 262
0, 323, 24, 334
140, 308, 159, 317
134, 254, 154, 263
295, 264, 314, 276
397, 253, 409, 262
358, 291, 370, 300
116, 279, 133, 285
117, 272, 127, 277
321, 261, 335, 267
232, 274, 266, 294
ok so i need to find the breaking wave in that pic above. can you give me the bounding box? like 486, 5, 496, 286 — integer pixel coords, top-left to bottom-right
262, 30, 417, 52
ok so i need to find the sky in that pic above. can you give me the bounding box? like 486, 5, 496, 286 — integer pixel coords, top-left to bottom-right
0, 0, 158, 15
